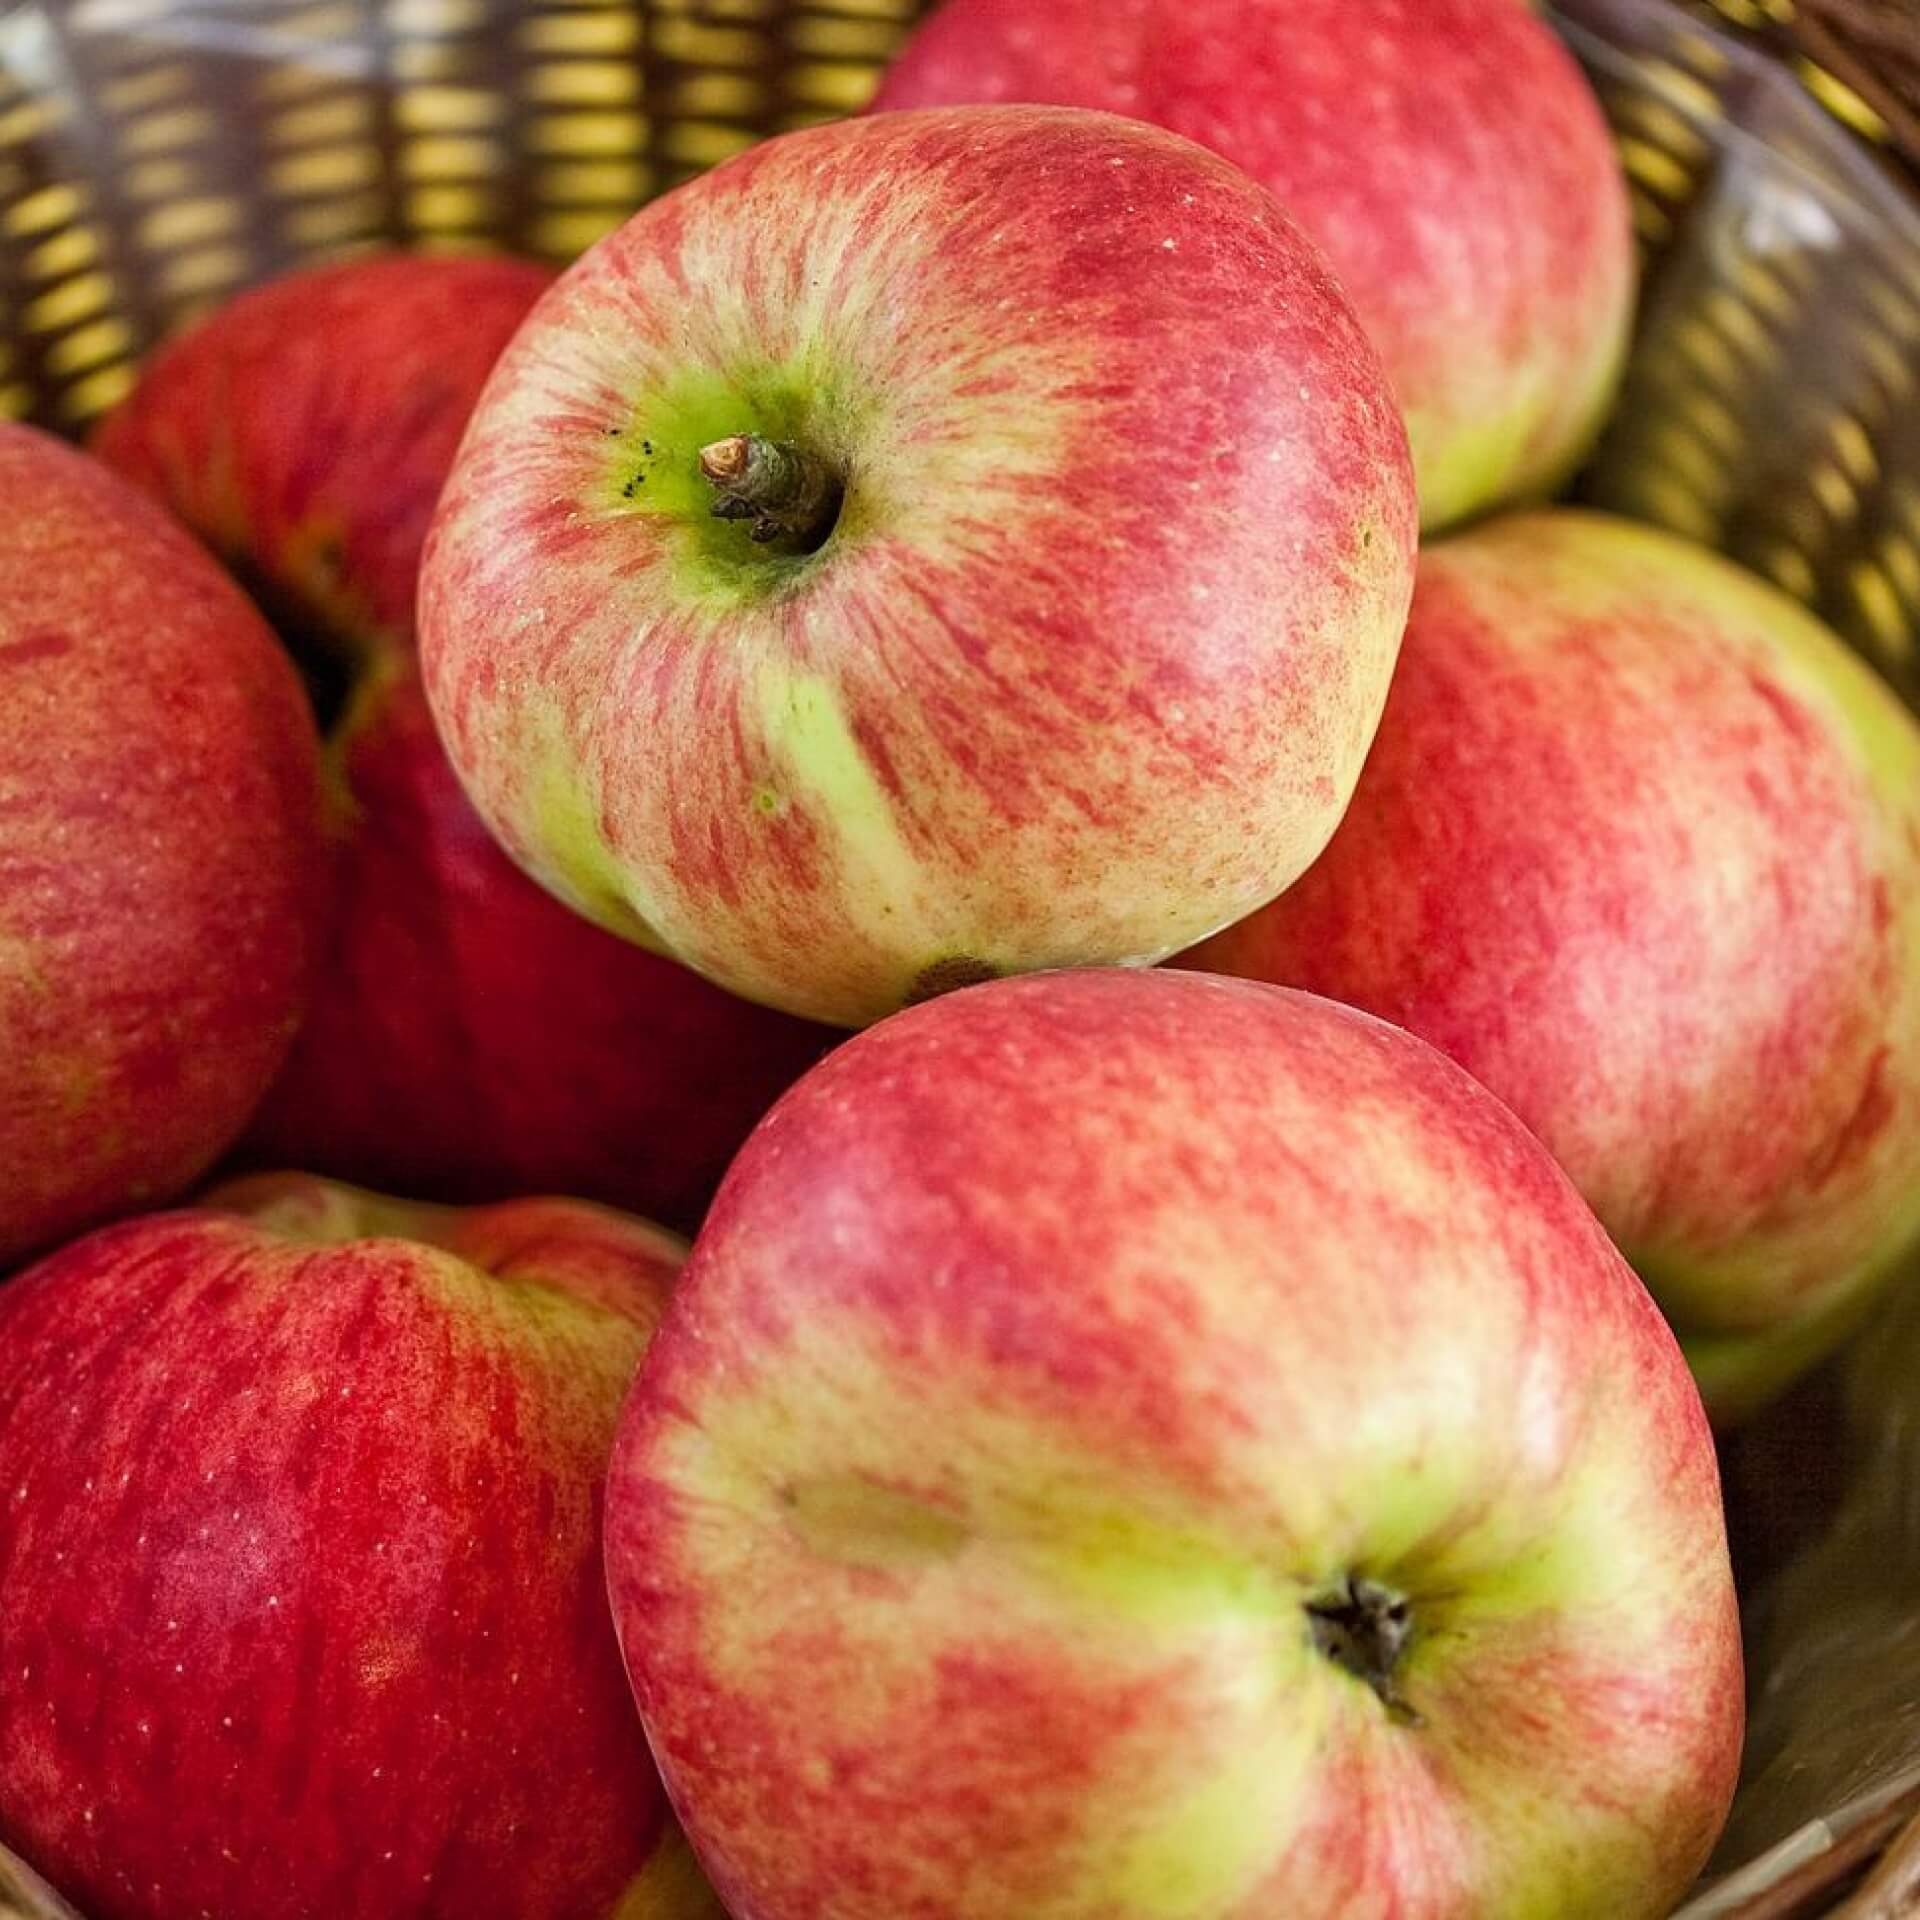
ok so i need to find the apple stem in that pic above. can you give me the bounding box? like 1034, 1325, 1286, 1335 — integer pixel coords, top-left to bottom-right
698, 434, 843, 549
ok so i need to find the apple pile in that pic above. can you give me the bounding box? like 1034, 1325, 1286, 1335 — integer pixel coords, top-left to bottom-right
0, 1, 1915, 1917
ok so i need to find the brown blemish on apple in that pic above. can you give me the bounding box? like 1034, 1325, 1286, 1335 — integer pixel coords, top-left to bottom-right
904, 956, 1000, 1006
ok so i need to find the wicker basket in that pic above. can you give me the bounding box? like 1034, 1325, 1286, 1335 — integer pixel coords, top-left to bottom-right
0, 1841, 77, 1920
0, 1, 1915, 1915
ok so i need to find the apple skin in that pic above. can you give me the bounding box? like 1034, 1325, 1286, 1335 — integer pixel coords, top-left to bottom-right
1179, 510, 1920, 1424
0, 1172, 725, 1920
91, 252, 558, 646
419, 105, 1417, 1027
0, 424, 325, 1268
606, 969, 1743, 1920
95, 254, 836, 1227
870, 0, 1632, 535
237, 666, 837, 1229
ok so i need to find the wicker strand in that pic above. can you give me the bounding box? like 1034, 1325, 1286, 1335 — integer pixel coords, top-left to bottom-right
1830, 1802, 1920, 1917
1792, 0, 1920, 174
0, 1846, 79, 1920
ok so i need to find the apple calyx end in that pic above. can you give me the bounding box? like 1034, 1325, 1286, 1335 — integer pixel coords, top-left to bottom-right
698, 432, 843, 551
1306, 1575, 1423, 1726
904, 956, 1001, 1007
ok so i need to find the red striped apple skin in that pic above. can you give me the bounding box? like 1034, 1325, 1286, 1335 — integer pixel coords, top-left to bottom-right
237, 669, 838, 1230
1180, 511, 1920, 1421
0, 1174, 722, 1920
0, 425, 325, 1267
93, 253, 557, 646
871, 0, 1633, 534
606, 970, 1743, 1920
419, 105, 1417, 1028
95, 255, 837, 1226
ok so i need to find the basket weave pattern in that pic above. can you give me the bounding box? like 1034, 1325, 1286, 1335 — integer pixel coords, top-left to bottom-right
1559, 0, 1920, 713
0, 0, 918, 421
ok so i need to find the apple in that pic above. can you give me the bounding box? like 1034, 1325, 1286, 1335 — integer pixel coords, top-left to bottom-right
0, 423, 325, 1269
606, 968, 1744, 1919
229, 669, 837, 1227
95, 253, 835, 1228
419, 105, 1417, 1027
91, 251, 559, 655
0, 1172, 724, 1920
1180, 510, 1920, 1426
870, 0, 1634, 534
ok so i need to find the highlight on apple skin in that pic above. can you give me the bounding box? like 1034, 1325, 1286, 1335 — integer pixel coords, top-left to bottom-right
1180, 510, 1920, 1426
606, 968, 1744, 1920
0, 1172, 724, 1920
0, 423, 326, 1269
93, 253, 838, 1230
870, 0, 1635, 535
419, 104, 1418, 1028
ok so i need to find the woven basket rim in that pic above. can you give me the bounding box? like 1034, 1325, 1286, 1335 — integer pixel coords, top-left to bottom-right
1675, 1767, 1920, 1917
1552, 0, 1920, 249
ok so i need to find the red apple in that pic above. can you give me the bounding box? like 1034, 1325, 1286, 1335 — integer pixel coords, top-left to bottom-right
96, 253, 835, 1229
419, 105, 1417, 1026
0, 1172, 724, 1920
233, 670, 836, 1226
0, 424, 324, 1268
871, 0, 1634, 533
1180, 510, 1920, 1425
92, 252, 558, 648
607, 969, 1744, 1919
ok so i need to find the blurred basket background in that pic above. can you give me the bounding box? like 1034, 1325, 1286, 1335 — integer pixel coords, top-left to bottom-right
0, 0, 1915, 1916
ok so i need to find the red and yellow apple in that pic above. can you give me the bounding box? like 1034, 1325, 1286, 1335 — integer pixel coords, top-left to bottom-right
871, 0, 1634, 533
0, 1173, 722, 1920
96, 253, 834, 1227
236, 671, 836, 1226
92, 251, 557, 652
607, 969, 1744, 1919
0, 423, 324, 1268
420, 105, 1417, 1026
1181, 510, 1920, 1424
